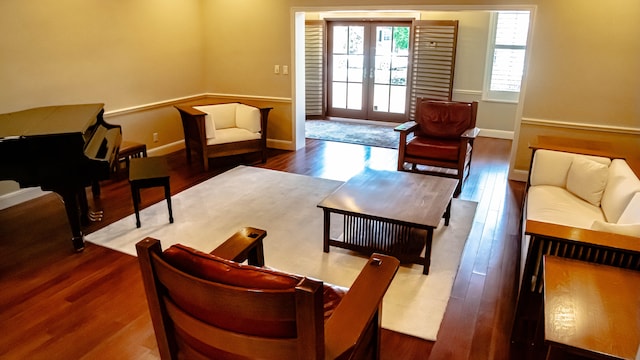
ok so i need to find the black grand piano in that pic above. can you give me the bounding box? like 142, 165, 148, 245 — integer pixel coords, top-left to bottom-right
0, 103, 122, 252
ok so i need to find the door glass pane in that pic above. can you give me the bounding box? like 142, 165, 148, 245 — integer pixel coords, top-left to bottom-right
332, 55, 348, 81
372, 25, 409, 115
332, 82, 347, 109
373, 84, 389, 112
333, 26, 349, 54
331, 25, 364, 111
389, 86, 406, 113
347, 83, 362, 110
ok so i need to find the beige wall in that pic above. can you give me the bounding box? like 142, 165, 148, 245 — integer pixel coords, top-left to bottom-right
1, 0, 639, 197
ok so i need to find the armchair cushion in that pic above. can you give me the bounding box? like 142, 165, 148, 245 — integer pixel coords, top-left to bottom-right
406, 137, 470, 162
164, 244, 300, 290
415, 100, 474, 139
602, 159, 640, 223
163, 244, 347, 323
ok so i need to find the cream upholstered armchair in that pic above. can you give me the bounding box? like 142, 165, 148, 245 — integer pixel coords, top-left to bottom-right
175, 102, 271, 171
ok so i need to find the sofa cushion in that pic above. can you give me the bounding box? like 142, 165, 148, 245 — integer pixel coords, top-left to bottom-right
601, 159, 640, 223
566, 157, 609, 207
530, 150, 611, 188
618, 192, 640, 224
527, 185, 606, 229
235, 104, 261, 133
193, 105, 219, 139
591, 220, 640, 238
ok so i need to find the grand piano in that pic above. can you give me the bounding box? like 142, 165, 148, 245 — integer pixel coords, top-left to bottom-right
0, 103, 122, 252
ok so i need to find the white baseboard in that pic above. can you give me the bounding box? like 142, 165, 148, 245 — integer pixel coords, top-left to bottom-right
0, 187, 50, 211
479, 129, 514, 139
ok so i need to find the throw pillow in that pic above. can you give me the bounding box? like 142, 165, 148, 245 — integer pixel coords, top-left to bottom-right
566, 157, 609, 207
591, 220, 640, 238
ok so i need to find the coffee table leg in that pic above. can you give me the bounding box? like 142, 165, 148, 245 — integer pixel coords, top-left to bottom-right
443, 199, 452, 226
323, 209, 330, 252
423, 228, 433, 275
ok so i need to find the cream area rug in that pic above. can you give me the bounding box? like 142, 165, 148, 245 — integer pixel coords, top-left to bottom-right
86, 166, 477, 341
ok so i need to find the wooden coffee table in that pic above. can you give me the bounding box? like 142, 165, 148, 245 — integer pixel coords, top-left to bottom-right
317, 169, 458, 274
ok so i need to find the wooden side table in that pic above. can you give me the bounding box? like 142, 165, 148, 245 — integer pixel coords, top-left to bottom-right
129, 157, 173, 228
117, 141, 147, 176
543, 255, 640, 360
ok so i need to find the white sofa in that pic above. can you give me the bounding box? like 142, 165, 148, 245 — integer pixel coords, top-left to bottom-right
512, 147, 640, 347
527, 149, 640, 236
175, 102, 271, 171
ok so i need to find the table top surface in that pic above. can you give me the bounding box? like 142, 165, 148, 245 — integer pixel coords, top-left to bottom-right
317, 169, 458, 228
543, 255, 640, 360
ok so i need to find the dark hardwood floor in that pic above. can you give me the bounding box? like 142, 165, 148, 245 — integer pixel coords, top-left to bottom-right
0, 137, 525, 359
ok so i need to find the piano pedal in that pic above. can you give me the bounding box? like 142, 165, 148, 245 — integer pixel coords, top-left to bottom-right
89, 210, 104, 222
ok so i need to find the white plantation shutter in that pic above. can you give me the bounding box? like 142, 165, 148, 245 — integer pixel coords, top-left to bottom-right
408, 20, 459, 119
305, 21, 325, 117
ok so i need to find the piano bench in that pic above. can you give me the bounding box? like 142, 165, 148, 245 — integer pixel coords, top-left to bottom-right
129, 157, 173, 228
117, 141, 147, 175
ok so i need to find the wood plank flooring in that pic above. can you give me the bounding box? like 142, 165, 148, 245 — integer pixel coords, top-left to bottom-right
0, 137, 525, 359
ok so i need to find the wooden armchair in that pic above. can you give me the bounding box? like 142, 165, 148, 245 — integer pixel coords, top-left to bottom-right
395, 99, 479, 196
175, 103, 272, 171
136, 227, 400, 360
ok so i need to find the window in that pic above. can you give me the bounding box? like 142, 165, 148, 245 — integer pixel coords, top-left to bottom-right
484, 11, 530, 102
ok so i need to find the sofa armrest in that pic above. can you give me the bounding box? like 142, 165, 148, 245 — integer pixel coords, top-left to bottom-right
525, 220, 640, 253
324, 253, 399, 359
209, 227, 267, 267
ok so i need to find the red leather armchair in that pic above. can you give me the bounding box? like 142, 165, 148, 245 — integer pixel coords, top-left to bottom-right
136, 227, 399, 360
395, 99, 479, 196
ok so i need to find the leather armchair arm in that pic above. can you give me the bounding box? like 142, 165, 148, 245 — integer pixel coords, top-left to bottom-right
324, 253, 400, 360
525, 220, 640, 253
394, 121, 418, 134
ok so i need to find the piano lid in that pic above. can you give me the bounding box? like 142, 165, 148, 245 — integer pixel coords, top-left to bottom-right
0, 104, 105, 139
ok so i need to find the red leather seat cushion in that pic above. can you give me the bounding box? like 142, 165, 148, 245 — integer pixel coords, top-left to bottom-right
406, 137, 468, 162
162, 244, 346, 337
415, 101, 473, 139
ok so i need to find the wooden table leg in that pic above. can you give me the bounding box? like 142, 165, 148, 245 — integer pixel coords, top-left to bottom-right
423, 228, 434, 275
323, 209, 331, 253
443, 199, 452, 226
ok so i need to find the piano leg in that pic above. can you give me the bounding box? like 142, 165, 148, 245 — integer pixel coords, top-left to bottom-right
58, 188, 86, 252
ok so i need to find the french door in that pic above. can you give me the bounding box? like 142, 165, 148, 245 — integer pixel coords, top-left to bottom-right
327, 21, 411, 122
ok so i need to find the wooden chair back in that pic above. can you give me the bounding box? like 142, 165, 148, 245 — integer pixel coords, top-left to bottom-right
137, 238, 327, 360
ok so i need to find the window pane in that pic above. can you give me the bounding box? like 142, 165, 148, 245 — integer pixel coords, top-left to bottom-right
495, 11, 529, 46
490, 48, 525, 92
375, 56, 390, 84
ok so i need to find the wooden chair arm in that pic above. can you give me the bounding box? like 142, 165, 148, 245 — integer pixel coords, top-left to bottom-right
461, 127, 480, 139
324, 253, 400, 360
525, 220, 640, 253
209, 227, 267, 266
394, 121, 418, 134
175, 104, 206, 117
